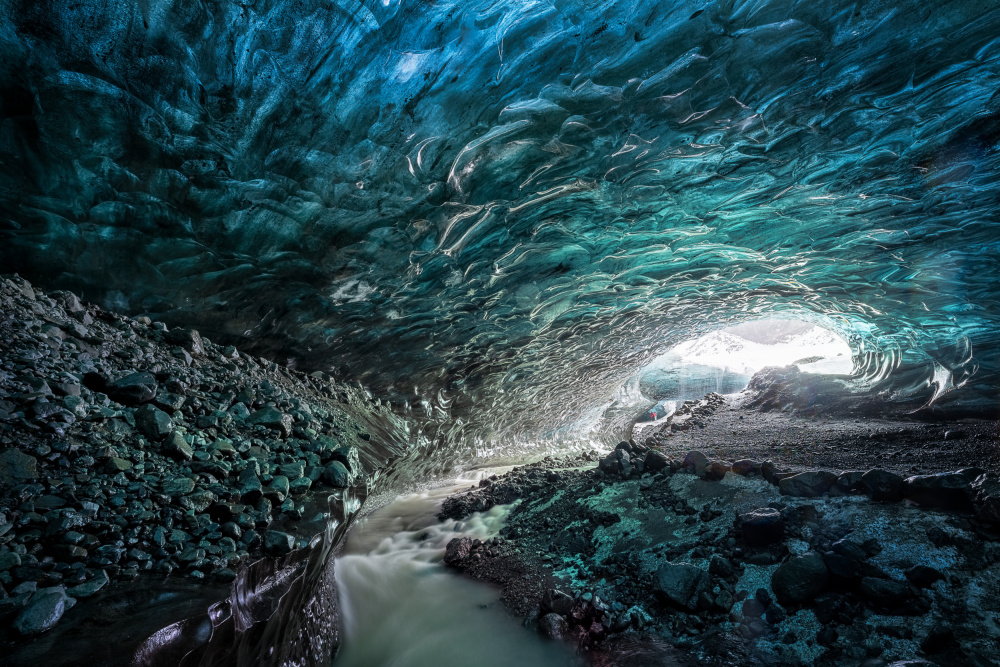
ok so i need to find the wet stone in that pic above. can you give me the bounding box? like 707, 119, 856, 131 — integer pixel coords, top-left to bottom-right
67, 569, 109, 598
538, 613, 569, 640
322, 461, 351, 488
263, 530, 295, 556
13, 587, 69, 636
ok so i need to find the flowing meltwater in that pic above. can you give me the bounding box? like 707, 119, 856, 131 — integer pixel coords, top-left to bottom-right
333, 472, 577, 667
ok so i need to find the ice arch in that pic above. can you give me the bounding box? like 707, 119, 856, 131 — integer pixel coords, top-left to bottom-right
0, 0, 997, 458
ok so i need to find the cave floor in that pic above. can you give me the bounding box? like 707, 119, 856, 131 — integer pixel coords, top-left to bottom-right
440, 402, 1000, 667
636, 392, 1000, 476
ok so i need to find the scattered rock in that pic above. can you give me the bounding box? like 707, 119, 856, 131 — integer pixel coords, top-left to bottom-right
321, 461, 351, 488
246, 406, 294, 438
13, 587, 70, 636
0, 448, 38, 484
135, 404, 173, 440
106, 372, 158, 406
771, 552, 828, 606
861, 469, 905, 502
538, 613, 569, 639
653, 562, 711, 611
740, 508, 785, 546
779, 470, 838, 497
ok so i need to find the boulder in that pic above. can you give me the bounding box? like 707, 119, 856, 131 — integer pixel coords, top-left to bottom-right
860, 469, 904, 502
682, 451, 709, 476
643, 450, 669, 472
162, 431, 193, 461
263, 530, 295, 556
732, 459, 760, 476
246, 407, 294, 438
832, 471, 865, 494
67, 570, 109, 598
971, 473, 1000, 524
322, 461, 352, 488
330, 445, 361, 475
903, 470, 978, 510
740, 507, 785, 546
859, 577, 915, 610
443, 537, 474, 566
164, 328, 206, 357
905, 565, 944, 588
702, 461, 729, 481
771, 552, 828, 606
106, 372, 158, 406
779, 470, 838, 497
541, 588, 575, 616
13, 587, 70, 636
538, 613, 569, 640
0, 448, 38, 485
653, 562, 711, 611
135, 404, 173, 440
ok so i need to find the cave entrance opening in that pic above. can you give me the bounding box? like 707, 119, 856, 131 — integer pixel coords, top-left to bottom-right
637, 318, 853, 424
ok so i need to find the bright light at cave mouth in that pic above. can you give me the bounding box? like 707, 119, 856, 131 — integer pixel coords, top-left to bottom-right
669, 319, 854, 377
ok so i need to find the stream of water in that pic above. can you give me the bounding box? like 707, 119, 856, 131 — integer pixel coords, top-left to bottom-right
332, 471, 578, 667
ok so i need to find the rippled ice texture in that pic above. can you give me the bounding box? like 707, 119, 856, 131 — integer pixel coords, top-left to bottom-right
1, 0, 999, 456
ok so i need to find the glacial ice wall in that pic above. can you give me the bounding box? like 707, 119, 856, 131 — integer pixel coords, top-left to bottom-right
1, 0, 998, 452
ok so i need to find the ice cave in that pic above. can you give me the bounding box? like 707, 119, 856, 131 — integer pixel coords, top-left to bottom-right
0, 0, 999, 665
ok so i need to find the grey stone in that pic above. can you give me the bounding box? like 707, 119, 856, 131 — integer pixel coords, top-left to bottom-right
13, 587, 68, 636
163, 431, 193, 461
0, 448, 38, 484
162, 477, 196, 496
246, 407, 293, 438
67, 569, 109, 598
321, 461, 351, 488
135, 404, 173, 440
263, 530, 295, 556
779, 470, 838, 497
653, 562, 711, 611
106, 372, 158, 406
772, 552, 828, 606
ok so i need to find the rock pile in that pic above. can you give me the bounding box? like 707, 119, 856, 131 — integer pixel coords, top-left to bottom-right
441, 441, 1000, 666
0, 275, 378, 638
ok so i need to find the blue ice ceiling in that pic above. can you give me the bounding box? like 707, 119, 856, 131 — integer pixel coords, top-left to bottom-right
1, 0, 998, 449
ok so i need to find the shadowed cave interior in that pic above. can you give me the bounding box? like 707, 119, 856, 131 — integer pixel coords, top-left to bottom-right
1, 0, 999, 666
